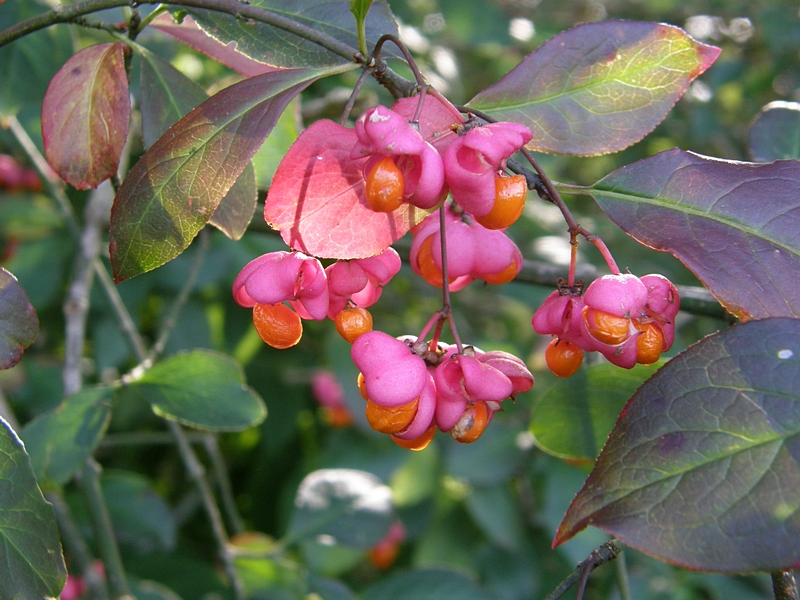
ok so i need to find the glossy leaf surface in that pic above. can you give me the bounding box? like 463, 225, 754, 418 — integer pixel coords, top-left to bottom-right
124, 350, 266, 431
288, 469, 393, 549
20, 386, 113, 486
531, 362, 660, 463
586, 149, 800, 320
0, 417, 66, 598
110, 66, 347, 282
139, 51, 258, 240
0, 267, 38, 369
150, 13, 279, 76
180, 0, 399, 69
265, 119, 425, 258
556, 318, 800, 573
360, 568, 487, 600
468, 21, 719, 155
42, 43, 130, 189
748, 101, 800, 162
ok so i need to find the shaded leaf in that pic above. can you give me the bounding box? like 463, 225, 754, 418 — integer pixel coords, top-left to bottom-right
555, 318, 800, 573
20, 386, 113, 487
209, 162, 258, 240
129, 579, 184, 600
139, 51, 258, 239
265, 119, 426, 259
465, 485, 524, 550
748, 101, 800, 162
0, 267, 38, 369
42, 43, 130, 189
109, 65, 350, 282
468, 21, 720, 155
178, 0, 399, 70
531, 362, 662, 463
0, 417, 66, 598
102, 470, 176, 553
585, 149, 800, 319
287, 468, 393, 549
360, 568, 487, 600
150, 13, 279, 77
123, 350, 266, 431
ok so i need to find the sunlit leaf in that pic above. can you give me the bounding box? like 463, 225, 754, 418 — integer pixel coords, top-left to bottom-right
287, 469, 393, 549
0, 417, 66, 598
123, 350, 266, 431
748, 101, 800, 162
150, 13, 280, 77
360, 568, 487, 600
42, 43, 130, 189
555, 318, 800, 573
468, 21, 720, 155
350, 0, 374, 23
264, 119, 426, 259
20, 386, 113, 487
0, 267, 38, 370
251, 97, 300, 189
139, 52, 258, 240
531, 362, 662, 463
177, 0, 399, 69
109, 65, 351, 282
584, 149, 800, 319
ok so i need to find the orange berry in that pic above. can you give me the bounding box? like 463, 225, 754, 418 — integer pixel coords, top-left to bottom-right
415, 236, 445, 287
392, 424, 436, 451
635, 321, 664, 365
335, 307, 373, 343
545, 338, 584, 378
357, 372, 368, 400
475, 174, 527, 230
451, 402, 490, 444
252, 303, 303, 349
481, 261, 519, 285
365, 397, 419, 434
369, 540, 400, 570
321, 405, 353, 428
365, 156, 404, 213
583, 307, 630, 345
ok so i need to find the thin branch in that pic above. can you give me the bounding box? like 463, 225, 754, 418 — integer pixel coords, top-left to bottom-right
203, 434, 245, 535
543, 539, 625, 600
772, 571, 800, 600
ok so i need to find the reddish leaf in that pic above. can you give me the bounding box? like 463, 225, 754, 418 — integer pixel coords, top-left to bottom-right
209, 163, 258, 241
0, 268, 38, 370
42, 43, 130, 189
585, 149, 800, 320
264, 120, 426, 259
149, 13, 279, 77
556, 317, 800, 573
110, 66, 350, 282
468, 21, 720, 156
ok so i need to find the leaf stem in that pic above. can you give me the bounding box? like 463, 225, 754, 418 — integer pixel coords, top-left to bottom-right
615, 548, 632, 600
203, 434, 245, 535
76, 459, 131, 599
542, 539, 625, 600
437, 205, 463, 353
772, 571, 800, 600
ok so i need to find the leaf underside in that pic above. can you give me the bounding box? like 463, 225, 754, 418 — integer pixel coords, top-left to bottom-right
0, 267, 38, 370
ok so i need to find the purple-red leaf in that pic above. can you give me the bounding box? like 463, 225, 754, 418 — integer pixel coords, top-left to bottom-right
467, 21, 719, 156
110, 66, 350, 283
0, 268, 38, 370
42, 43, 130, 189
149, 13, 280, 77
586, 149, 800, 320
556, 317, 800, 573
264, 119, 426, 259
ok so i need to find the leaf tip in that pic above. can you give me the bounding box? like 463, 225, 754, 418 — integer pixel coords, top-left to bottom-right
693, 41, 722, 77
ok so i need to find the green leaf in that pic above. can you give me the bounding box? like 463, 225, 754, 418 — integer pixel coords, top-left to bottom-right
178, 0, 399, 69
531, 362, 662, 463
42, 43, 131, 189
208, 162, 258, 240
102, 470, 176, 553
584, 149, 800, 320
468, 21, 720, 155
748, 101, 800, 162
124, 350, 266, 431
287, 468, 394, 549
360, 568, 488, 600
129, 579, 184, 600
110, 65, 352, 282
555, 317, 800, 573
465, 485, 524, 550
251, 97, 300, 189
0, 417, 66, 598
350, 0, 374, 22
20, 386, 113, 487
0, 267, 38, 370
